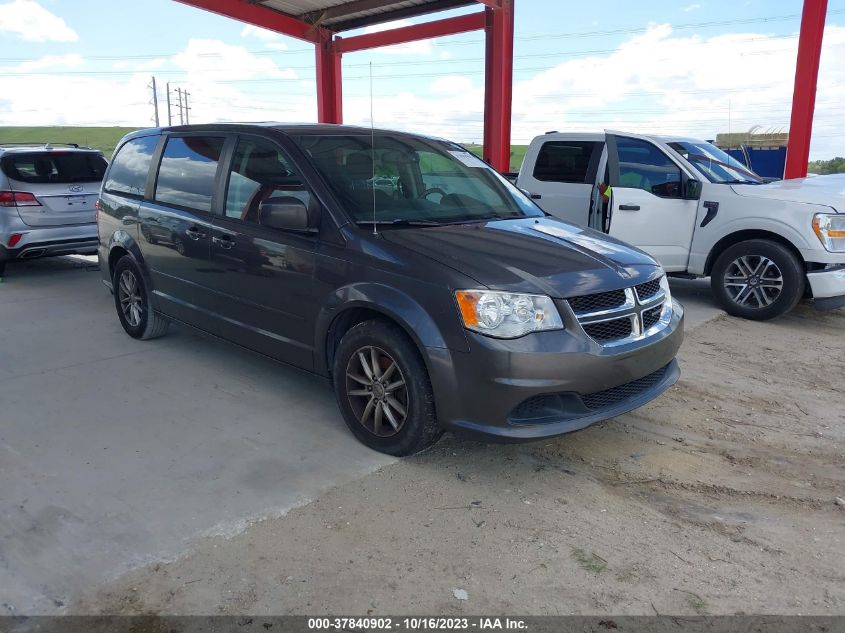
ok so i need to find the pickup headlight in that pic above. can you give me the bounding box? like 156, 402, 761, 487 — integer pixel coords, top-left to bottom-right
455, 290, 564, 338
812, 213, 845, 252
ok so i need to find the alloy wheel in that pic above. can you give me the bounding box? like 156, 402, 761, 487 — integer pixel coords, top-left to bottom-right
723, 255, 784, 308
118, 269, 144, 327
345, 346, 409, 437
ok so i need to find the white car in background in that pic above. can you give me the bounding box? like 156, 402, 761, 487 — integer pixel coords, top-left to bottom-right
516, 131, 845, 320
0, 143, 106, 276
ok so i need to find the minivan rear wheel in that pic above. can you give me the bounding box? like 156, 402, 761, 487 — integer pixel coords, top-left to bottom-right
711, 239, 805, 320
333, 319, 441, 456
112, 255, 169, 339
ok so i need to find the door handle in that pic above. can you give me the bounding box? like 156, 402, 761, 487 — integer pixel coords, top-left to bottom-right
212, 235, 236, 249
529, 193, 542, 200
185, 226, 207, 240
619, 204, 640, 211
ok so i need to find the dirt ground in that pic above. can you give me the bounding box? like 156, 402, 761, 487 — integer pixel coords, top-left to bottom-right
72, 305, 845, 616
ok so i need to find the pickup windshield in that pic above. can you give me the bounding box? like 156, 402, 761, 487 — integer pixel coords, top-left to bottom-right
291, 133, 542, 226
667, 141, 763, 185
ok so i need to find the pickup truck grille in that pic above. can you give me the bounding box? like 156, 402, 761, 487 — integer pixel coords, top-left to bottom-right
566, 276, 671, 347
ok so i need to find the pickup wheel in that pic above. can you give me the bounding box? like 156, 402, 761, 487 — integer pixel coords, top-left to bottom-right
113, 255, 170, 339
711, 239, 805, 320
333, 319, 441, 456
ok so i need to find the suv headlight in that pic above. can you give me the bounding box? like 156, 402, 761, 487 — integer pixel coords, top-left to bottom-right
812, 213, 845, 252
455, 290, 564, 338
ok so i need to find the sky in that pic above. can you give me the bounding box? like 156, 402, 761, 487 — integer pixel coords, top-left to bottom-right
0, 0, 843, 159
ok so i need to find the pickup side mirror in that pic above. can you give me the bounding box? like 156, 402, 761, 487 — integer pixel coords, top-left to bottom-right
685, 178, 703, 200
259, 196, 319, 233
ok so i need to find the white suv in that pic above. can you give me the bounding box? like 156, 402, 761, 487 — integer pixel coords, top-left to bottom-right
0, 143, 107, 276
516, 131, 845, 320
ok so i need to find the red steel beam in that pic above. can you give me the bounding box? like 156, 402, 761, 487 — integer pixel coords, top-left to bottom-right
335, 11, 486, 53
483, 0, 514, 172
316, 35, 343, 123
174, 0, 320, 43
785, 0, 827, 179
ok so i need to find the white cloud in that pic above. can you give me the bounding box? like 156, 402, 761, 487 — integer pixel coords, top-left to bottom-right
363, 19, 432, 56
240, 24, 287, 49
683, 3, 702, 11
14, 53, 83, 72
431, 75, 473, 94
0, 0, 77, 42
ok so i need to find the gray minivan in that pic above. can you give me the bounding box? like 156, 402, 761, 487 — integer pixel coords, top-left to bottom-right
98, 123, 684, 455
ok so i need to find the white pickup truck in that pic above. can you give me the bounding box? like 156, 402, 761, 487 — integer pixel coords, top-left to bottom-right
515, 131, 845, 320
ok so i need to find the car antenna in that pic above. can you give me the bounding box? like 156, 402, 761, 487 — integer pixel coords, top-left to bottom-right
370, 61, 377, 236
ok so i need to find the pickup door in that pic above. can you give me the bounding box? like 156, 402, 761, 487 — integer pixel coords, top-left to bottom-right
603, 133, 699, 271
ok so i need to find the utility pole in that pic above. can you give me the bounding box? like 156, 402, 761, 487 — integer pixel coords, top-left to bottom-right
184, 91, 191, 124
176, 87, 184, 125
149, 76, 160, 127
166, 82, 172, 126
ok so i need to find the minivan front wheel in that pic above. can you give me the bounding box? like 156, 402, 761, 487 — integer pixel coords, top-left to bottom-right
112, 256, 169, 339
711, 239, 805, 320
333, 320, 441, 456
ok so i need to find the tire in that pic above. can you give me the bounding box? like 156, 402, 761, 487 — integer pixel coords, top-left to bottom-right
332, 319, 442, 456
112, 255, 169, 339
0, 261, 6, 277
711, 239, 805, 320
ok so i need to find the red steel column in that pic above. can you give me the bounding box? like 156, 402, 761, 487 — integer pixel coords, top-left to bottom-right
482, 0, 514, 172
316, 32, 343, 124
784, 0, 827, 179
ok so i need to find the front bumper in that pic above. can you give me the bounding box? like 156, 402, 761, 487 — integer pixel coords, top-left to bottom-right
426, 300, 684, 441
0, 222, 98, 262
807, 265, 845, 310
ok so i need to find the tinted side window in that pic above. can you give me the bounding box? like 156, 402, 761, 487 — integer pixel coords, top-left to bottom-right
533, 141, 596, 183
155, 136, 225, 212
224, 137, 311, 223
104, 136, 159, 196
616, 138, 682, 198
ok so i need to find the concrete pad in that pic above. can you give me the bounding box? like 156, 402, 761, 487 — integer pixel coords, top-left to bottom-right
0, 258, 723, 614
0, 257, 393, 613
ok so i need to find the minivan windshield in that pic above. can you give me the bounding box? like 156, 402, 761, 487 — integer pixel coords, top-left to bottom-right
292, 133, 542, 226
667, 141, 763, 185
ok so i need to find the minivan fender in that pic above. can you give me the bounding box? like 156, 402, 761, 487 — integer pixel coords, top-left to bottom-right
314, 282, 464, 377
104, 230, 150, 286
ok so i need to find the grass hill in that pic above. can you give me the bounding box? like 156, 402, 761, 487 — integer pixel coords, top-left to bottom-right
0, 127, 137, 157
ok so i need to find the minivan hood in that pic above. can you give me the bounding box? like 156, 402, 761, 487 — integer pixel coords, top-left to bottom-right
731, 174, 845, 211
380, 217, 660, 298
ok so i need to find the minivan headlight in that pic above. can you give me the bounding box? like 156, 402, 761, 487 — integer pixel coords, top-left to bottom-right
455, 290, 564, 338
812, 213, 845, 252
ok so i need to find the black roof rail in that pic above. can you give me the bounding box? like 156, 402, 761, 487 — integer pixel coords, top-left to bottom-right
0, 142, 91, 149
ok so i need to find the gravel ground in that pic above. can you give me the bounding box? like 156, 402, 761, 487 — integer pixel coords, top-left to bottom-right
72, 305, 845, 616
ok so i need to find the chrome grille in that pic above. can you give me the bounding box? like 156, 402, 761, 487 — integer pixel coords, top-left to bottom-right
582, 316, 634, 341
567, 276, 671, 347
567, 289, 626, 314
635, 279, 661, 302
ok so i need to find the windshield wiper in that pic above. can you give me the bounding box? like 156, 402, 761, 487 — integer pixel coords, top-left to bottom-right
721, 179, 761, 185
354, 219, 442, 227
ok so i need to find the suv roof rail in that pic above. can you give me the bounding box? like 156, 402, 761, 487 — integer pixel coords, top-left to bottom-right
0, 142, 92, 149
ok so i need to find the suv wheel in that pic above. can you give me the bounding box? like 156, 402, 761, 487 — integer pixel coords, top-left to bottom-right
113, 255, 169, 339
333, 320, 441, 456
711, 239, 805, 320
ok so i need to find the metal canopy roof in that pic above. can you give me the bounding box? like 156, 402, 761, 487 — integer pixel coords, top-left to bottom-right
257, 0, 476, 32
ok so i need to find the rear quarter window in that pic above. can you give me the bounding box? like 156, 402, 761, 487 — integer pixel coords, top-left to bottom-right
532, 141, 599, 184
1, 151, 107, 184
104, 136, 160, 197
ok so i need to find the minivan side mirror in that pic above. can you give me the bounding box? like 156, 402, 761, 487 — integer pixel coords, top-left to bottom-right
259, 196, 319, 233
685, 178, 703, 200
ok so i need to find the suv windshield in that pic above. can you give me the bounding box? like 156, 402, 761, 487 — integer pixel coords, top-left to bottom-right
1, 151, 107, 184
667, 141, 763, 185
292, 133, 542, 226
